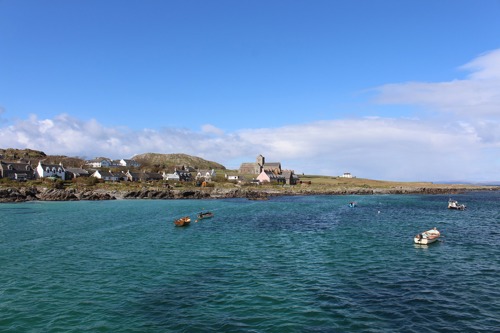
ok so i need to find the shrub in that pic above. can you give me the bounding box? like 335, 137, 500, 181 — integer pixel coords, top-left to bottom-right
0, 177, 13, 184
85, 177, 99, 186
52, 179, 65, 189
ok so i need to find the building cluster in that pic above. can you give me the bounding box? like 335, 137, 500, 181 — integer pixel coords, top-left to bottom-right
1, 154, 305, 185
85, 158, 141, 168
0, 157, 216, 184
238, 154, 300, 185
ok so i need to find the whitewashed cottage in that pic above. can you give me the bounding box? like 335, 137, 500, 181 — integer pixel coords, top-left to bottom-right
120, 159, 140, 168
35, 161, 66, 180
86, 158, 113, 168
163, 171, 180, 181
196, 169, 216, 182
91, 170, 120, 182
162, 169, 192, 182
340, 172, 354, 178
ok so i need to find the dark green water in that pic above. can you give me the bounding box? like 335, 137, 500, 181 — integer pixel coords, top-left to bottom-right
1, 192, 499, 332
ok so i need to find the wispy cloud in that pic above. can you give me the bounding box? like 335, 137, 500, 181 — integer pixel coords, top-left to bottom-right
373, 49, 500, 118
0, 113, 495, 181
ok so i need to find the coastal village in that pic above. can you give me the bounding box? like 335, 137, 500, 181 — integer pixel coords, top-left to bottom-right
0, 152, 303, 186
1, 148, 496, 203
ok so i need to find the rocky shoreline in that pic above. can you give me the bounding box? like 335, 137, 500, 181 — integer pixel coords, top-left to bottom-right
1, 185, 498, 203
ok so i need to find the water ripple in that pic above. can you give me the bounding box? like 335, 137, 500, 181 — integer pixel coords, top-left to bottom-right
1, 193, 499, 332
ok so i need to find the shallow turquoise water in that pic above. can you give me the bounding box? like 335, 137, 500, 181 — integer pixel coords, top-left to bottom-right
1, 192, 499, 332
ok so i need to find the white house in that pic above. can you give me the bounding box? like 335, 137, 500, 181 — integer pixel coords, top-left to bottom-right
163, 172, 180, 181
120, 159, 140, 168
195, 169, 216, 182
86, 158, 113, 168
225, 174, 240, 181
91, 170, 120, 182
163, 169, 192, 181
340, 172, 354, 178
35, 161, 66, 180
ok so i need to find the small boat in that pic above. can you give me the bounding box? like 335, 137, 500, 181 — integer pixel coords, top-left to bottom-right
448, 199, 466, 210
197, 211, 214, 220
348, 202, 357, 208
414, 227, 440, 245
174, 216, 191, 227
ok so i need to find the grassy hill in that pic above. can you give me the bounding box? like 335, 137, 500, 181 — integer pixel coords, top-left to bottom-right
0, 148, 47, 161
296, 175, 490, 191
1, 148, 224, 172
132, 153, 226, 171
0, 148, 86, 167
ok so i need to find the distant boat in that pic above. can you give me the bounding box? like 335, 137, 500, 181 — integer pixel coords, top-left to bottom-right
414, 228, 440, 245
348, 202, 357, 208
174, 216, 191, 227
448, 199, 466, 210
197, 211, 214, 220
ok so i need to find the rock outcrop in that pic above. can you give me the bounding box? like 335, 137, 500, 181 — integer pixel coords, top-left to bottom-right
0, 187, 115, 202
0, 185, 495, 203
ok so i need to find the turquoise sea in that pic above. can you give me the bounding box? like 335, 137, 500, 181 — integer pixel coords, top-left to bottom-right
1, 192, 499, 332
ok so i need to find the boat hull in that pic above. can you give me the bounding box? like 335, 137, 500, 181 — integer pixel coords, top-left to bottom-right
174, 216, 191, 227
414, 229, 440, 245
197, 212, 214, 220
448, 200, 466, 210
413, 237, 438, 245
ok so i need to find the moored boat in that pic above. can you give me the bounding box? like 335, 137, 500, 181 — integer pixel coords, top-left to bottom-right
448, 199, 466, 210
414, 227, 440, 245
197, 211, 214, 220
174, 216, 191, 227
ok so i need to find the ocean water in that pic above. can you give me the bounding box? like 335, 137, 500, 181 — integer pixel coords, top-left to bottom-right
1, 191, 499, 332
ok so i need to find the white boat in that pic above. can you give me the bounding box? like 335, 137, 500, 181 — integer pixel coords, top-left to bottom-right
448, 199, 466, 210
414, 228, 440, 245
196, 211, 214, 220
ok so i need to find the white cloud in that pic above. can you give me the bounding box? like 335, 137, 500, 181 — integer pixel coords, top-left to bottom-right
374, 49, 500, 117
0, 114, 252, 165
237, 118, 494, 181
1, 113, 498, 182
461, 49, 500, 80
201, 124, 225, 136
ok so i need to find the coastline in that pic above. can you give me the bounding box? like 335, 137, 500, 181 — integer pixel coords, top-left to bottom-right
1, 184, 498, 203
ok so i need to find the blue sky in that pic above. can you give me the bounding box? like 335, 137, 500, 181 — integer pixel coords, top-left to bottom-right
1, 0, 500, 182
